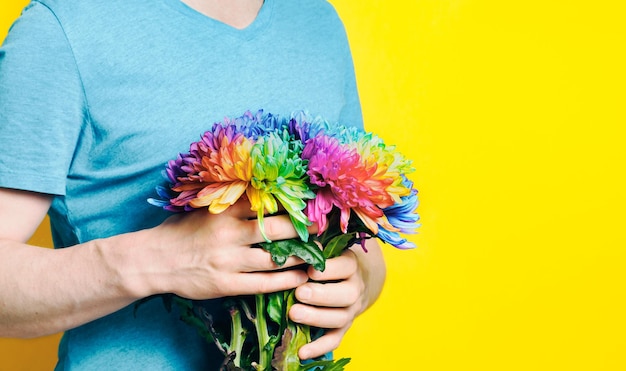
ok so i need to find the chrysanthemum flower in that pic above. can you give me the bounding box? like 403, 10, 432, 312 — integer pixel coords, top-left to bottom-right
224, 109, 285, 140
303, 133, 396, 235
286, 111, 330, 143
166, 124, 255, 213
148, 110, 420, 250
376, 176, 420, 249
348, 131, 414, 204
248, 131, 315, 241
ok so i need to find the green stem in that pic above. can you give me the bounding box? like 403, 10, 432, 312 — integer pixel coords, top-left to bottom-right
228, 305, 246, 368
254, 294, 273, 371
241, 295, 274, 370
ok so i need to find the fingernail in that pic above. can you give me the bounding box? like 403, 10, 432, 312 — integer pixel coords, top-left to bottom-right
298, 286, 312, 301
299, 347, 310, 360
290, 306, 305, 322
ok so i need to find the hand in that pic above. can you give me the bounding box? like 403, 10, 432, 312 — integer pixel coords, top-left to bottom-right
288, 248, 367, 360
142, 199, 309, 300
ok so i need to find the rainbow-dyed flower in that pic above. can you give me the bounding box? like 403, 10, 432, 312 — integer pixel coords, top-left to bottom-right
150, 110, 419, 249
248, 130, 314, 242
148, 110, 420, 370
302, 127, 416, 244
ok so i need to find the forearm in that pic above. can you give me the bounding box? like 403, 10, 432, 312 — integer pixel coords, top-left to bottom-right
0, 232, 149, 338
0, 207, 311, 339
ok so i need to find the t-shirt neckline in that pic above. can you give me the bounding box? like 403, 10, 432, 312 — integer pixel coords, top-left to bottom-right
161, 0, 273, 39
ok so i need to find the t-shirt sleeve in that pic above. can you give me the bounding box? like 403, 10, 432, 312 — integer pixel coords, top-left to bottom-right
339, 45, 364, 130
0, 1, 86, 196
332, 12, 363, 131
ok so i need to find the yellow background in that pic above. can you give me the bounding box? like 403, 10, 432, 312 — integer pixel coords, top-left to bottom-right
2, 0, 625, 370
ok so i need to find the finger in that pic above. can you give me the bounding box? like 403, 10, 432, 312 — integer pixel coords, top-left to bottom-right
237, 247, 305, 272
289, 303, 354, 329
219, 270, 309, 297
307, 251, 358, 282
294, 281, 360, 308
238, 214, 300, 244
297, 327, 349, 360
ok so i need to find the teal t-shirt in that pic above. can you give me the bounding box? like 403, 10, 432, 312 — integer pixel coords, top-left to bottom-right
0, 0, 363, 369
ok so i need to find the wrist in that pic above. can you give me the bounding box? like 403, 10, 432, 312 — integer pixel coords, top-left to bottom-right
91, 228, 166, 301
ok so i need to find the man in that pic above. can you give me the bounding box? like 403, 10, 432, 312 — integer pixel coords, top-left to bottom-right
0, 0, 386, 368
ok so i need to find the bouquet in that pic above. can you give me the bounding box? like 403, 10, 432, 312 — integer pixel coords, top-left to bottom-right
148, 110, 420, 370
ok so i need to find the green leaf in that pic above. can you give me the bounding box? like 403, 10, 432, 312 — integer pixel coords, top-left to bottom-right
271, 328, 295, 371
267, 291, 285, 325
261, 239, 326, 272
290, 216, 311, 242
322, 233, 356, 259
299, 358, 352, 371
272, 324, 311, 371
